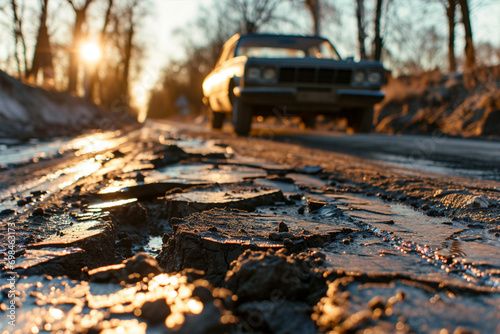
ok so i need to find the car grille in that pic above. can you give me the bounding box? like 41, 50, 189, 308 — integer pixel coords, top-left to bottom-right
278, 67, 352, 85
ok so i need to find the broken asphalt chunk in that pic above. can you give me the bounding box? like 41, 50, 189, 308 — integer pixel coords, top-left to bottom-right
6, 247, 84, 278
166, 184, 285, 218
29, 220, 115, 269
96, 181, 210, 201
151, 145, 190, 168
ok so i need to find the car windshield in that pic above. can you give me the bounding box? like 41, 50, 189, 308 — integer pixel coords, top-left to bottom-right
235, 36, 341, 60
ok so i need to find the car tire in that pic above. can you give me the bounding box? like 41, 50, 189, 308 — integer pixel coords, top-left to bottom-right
232, 97, 252, 136
210, 109, 225, 130
346, 107, 373, 133
300, 115, 316, 129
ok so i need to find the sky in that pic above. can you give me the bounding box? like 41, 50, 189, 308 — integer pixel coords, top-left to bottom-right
133, 0, 212, 117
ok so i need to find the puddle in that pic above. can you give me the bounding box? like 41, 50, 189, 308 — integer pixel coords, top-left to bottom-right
0, 157, 103, 215
0, 138, 69, 166
87, 198, 138, 210
327, 193, 500, 288
370, 152, 500, 181
139, 235, 163, 255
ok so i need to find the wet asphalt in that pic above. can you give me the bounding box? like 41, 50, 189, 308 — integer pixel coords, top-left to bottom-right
1, 120, 499, 333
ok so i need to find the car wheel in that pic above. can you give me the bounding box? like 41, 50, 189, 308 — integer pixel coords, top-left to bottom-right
232, 97, 252, 136
346, 107, 373, 133
210, 109, 225, 130
300, 115, 316, 129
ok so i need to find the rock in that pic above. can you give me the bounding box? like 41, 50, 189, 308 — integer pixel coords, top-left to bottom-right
32, 207, 45, 216
89, 253, 162, 283
111, 202, 148, 226
225, 249, 326, 304
151, 145, 190, 168
307, 199, 328, 212
278, 221, 289, 232
17, 198, 29, 206
0, 209, 16, 216
139, 298, 171, 324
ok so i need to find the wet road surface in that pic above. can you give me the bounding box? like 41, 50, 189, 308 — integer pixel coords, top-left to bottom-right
1, 121, 499, 333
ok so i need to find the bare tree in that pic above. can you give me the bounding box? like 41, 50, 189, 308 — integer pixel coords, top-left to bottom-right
228, 0, 282, 33
304, 0, 321, 35
373, 0, 383, 61
10, 0, 28, 77
355, 0, 367, 59
443, 0, 457, 72
458, 0, 475, 68
28, 0, 53, 83
66, 0, 94, 93
87, 0, 113, 100
97, 0, 148, 114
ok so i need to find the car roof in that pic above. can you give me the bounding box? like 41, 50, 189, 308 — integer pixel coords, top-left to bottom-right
226, 33, 331, 51
239, 33, 328, 40
225, 33, 329, 45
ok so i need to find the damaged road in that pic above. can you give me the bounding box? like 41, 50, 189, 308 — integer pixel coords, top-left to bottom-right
1, 122, 500, 333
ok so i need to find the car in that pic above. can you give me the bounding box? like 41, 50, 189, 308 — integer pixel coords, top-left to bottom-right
202, 33, 385, 136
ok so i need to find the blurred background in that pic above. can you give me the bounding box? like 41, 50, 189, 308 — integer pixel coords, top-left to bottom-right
0, 0, 499, 137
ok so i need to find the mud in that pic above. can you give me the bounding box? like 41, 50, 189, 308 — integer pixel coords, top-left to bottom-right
1, 123, 500, 333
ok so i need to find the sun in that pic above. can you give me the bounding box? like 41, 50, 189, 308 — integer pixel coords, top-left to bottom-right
80, 42, 101, 63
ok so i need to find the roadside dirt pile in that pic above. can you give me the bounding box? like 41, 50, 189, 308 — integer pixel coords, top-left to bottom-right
375, 66, 500, 138
0, 70, 136, 140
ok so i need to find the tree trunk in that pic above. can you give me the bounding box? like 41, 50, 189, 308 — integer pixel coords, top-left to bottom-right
67, 9, 86, 93
10, 0, 22, 77
458, 0, 475, 68
29, 0, 53, 82
87, 0, 113, 101
373, 0, 383, 61
355, 0, 367, 60
122, 21, 134, 102
446, 0, 456, 72
305, 0, 321, 35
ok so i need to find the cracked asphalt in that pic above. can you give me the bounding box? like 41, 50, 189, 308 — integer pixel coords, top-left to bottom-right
1, 120, 499, 333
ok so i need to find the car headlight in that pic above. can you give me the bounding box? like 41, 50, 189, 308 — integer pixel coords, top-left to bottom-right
262, 67, 276, 80
368, 72, 382, 84
353, 70, 365, 84
247, 67, 261, 81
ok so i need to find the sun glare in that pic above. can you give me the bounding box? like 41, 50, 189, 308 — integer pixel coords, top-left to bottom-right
80, 42, 101, 63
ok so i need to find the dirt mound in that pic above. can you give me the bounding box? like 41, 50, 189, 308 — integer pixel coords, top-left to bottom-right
375, 67, 500, 138
0, 70, 137, 140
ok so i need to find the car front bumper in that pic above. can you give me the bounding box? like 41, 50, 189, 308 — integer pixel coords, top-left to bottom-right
233, 86, 385, 109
